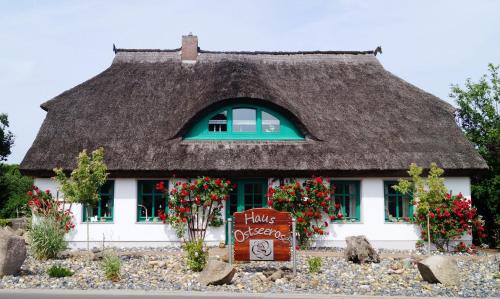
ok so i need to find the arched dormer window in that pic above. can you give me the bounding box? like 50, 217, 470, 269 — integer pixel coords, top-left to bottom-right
184, 104, 304, 140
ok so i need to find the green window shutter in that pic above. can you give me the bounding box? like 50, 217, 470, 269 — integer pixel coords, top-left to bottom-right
184, 104, 304, 140
331, 180, 361, 222
82, 180, 114, 223
137, 180, 169, 222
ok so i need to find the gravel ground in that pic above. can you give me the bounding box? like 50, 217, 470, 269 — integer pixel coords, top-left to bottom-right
0, 247, 498, 298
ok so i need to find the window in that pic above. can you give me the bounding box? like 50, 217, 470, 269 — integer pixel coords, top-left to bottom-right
184, 103, 304, 140
137, 180, 168, 222
262, 111, 280, 133
331, 181, 360, 222
82, 181, 114, 222
233, 108, 256, 132
208, 111, 227, 132
384, 181, 413, 222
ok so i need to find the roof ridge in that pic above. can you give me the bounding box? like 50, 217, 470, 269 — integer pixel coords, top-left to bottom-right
113, 46, 382, 56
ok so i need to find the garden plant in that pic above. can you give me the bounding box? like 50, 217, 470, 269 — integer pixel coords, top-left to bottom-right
54, 147, 108, 250
395, 163, 486, 252
101, 251, 121, 281
47, 265, 73, 278
267, 177, 341, 247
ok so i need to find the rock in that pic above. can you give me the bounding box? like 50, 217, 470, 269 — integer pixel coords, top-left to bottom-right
57, 250, 71, 259
198, 260, 236, 286
345, 235, 380, 264
0, 228, 27, 276
268, 269, 283, 282
387, 268, 404, 275
255, 272, 267, 282
417, 255, 460, 286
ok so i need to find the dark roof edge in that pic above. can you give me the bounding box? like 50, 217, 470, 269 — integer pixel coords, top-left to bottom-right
113, 46, 383, 56
21, 167, 487, 179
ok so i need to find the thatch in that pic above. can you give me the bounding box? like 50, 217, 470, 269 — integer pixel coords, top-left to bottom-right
20, 47, 487, 178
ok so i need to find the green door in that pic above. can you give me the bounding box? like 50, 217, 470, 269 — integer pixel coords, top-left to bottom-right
225, 179, 267, 244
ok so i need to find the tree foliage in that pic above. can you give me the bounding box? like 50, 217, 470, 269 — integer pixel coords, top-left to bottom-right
53, 148, 108, 207
451, 63, 499, 247
0, 113, 14, 162
0, 164, 33, 218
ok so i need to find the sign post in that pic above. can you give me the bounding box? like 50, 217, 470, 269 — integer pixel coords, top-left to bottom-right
292, 217, 296, 275
228, 218, 233, 267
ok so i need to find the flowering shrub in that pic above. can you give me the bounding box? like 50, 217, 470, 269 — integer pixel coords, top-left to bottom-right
455, 241, 477, 254
396, 163, 486, 252
156, 177, 233, 241
267, 177, 340, 247
414, 192, 486, 251
27, 186, 74, 233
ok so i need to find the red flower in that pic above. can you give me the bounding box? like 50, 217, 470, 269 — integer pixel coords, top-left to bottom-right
267, 199, 273, 206
335, 203, 341, 210
315, 177, 323, 184
27, 191, 33, 196
337, 213, 343, 219
203, 184, 209, 190
215, 178, 222, 186
182, 218, 187, 223
330, 215, 336, 221
204, 176, 210, 182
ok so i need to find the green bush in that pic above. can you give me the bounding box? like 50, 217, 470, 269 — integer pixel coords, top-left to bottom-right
0, 218, 10, 227
47, 265, 73, 277
29, 218, 67, 260
102, 252, 121, 281
307, 256, 322, 273
184, 240, 207, 272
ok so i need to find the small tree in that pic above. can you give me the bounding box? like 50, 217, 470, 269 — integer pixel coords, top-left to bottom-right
395, 163, 485, 252
53, 148, 108, 250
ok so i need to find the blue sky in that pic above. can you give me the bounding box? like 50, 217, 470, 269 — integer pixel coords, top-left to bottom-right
1, 0, 499, 164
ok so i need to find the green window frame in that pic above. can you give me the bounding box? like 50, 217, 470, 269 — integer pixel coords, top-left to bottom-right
331, 181, 360, 222
184, 103, 304, 140
137, 180, 168, 222
82, 180, 114, 223
384, 181, 413, 222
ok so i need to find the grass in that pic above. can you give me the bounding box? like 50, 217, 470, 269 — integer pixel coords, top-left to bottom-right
47, 265, 73, 278
102, 252, 121, 281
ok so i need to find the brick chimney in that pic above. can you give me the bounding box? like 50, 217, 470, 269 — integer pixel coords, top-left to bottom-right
181, 33, 198, 63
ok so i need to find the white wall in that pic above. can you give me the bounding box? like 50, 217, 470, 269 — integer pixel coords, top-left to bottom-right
34, 176, 471, 250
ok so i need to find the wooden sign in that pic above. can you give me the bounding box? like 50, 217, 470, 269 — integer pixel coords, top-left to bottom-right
233, 208, 292, 261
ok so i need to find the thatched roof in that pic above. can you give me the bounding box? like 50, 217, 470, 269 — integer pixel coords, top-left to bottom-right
20, 43, 487, 178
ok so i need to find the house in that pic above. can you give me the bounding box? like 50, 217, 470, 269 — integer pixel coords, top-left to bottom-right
20, 34, 487, 249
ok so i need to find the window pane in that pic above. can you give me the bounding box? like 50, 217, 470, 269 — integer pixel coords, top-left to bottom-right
101, 181, 113, 195
139, 195, 153, 218
142, 182, 153, 194
208, 111, 227, 132
388, 195, 397, 218
262, 111, 280, 133
233, 108, 256, 132
154, 195, 165, 217
100, 195, 112, 218
344, 195, 351, 217
253, 194, 262, 207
